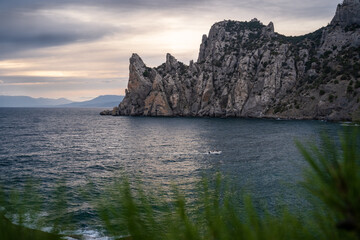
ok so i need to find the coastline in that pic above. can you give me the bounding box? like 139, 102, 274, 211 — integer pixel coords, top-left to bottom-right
100, 108, 353, 122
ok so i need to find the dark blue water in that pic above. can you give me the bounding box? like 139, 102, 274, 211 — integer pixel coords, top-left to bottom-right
0, 108, 341, 238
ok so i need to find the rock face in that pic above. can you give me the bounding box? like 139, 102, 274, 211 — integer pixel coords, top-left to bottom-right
117, 0, 360, 120
331, 0, 360, 27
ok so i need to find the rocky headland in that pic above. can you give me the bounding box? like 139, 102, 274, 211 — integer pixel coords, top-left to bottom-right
106, 0, 360, 121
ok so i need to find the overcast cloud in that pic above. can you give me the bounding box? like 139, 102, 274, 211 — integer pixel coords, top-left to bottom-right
0, 0, 341, 101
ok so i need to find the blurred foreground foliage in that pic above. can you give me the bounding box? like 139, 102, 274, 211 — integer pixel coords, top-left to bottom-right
0, 128, 359, 240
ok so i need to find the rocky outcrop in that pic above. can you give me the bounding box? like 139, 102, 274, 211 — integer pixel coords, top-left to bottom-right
100, 107, 119, 116
331, 0, 360, 27
115, 0, 360, 121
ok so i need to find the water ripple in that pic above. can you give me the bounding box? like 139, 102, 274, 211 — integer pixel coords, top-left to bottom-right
0, 108, 341, 237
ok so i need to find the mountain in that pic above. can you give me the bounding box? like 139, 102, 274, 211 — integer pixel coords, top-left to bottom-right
0, 96, 72, 107
111, 0, 360, 121
0, 95, 124, 108
62, 95, 124, 108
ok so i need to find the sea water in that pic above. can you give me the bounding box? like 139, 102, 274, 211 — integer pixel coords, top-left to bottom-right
0, 108, 341, 238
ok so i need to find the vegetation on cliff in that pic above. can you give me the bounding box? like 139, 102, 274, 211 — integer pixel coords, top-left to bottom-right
116, 0, 360, 120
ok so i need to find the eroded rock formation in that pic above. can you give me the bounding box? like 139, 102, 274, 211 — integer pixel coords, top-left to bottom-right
114, 0, 360, 120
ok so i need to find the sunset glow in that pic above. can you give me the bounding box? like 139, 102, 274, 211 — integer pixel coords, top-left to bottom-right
0, 0, 340, 100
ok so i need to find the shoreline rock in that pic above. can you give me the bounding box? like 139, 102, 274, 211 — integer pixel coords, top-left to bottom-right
100, 107, 119, 116
105, 0, 360, 121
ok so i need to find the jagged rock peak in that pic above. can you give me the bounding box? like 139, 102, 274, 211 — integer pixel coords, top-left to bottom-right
266, 22, 274, 32
262, 21, 275, 37
201, 34, 207, 42
113, 1, 360, 121
344, 0, 359, 4
331, 0, 360, 26
130, 53, 145, 67
197, 19, 268, 63
198, 34, 208, 62
165, 53, 179, 71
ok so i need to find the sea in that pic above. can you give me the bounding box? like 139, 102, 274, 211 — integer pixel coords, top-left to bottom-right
0, 108, 342, 239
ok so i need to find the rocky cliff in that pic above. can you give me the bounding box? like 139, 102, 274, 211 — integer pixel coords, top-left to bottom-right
114, 0, 360, 120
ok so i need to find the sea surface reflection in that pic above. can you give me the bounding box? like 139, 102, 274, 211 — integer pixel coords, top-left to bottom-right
0, 108, 341, 236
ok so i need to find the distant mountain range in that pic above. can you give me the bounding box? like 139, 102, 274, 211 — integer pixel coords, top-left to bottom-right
60, 95, 124, 108
0, 96, 72, 107
0, 95, 124, 108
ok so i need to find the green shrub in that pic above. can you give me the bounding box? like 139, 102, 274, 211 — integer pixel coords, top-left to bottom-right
143, 67, 152, 78
95, 173, 317, 240
296, 129, 360, 239
1, 129, 360, 240
0, 179, 69, 239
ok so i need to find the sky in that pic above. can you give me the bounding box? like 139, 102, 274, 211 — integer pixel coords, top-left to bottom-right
0, 0, 341, 101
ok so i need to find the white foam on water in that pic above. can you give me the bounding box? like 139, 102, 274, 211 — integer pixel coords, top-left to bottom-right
207, 151, 222, 155
66, 229, 112, 240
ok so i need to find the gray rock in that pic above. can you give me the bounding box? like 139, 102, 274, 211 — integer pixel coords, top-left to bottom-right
116, 1, 360, 121
331, 0, 360, 27
100, 110, 112, 115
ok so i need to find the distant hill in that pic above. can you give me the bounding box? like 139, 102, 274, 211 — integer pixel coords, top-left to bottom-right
0, 95, 124, 108
0, 95, 73, 107
61, 95, 124, 108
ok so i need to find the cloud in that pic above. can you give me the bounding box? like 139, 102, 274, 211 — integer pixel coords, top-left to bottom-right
0, 0, 205, 11
0, 0, 343, 100
31, 0, 343, 18
0, 0, 340, 58
0, 0, 340, 14
0, 7, 122, 58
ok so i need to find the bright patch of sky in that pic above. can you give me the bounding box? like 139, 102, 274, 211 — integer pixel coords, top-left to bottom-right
0, 0, 340, 101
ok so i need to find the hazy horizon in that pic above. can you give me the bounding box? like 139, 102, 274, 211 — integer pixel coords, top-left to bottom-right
0, 94, 124, 103
0, 0, 340, 101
